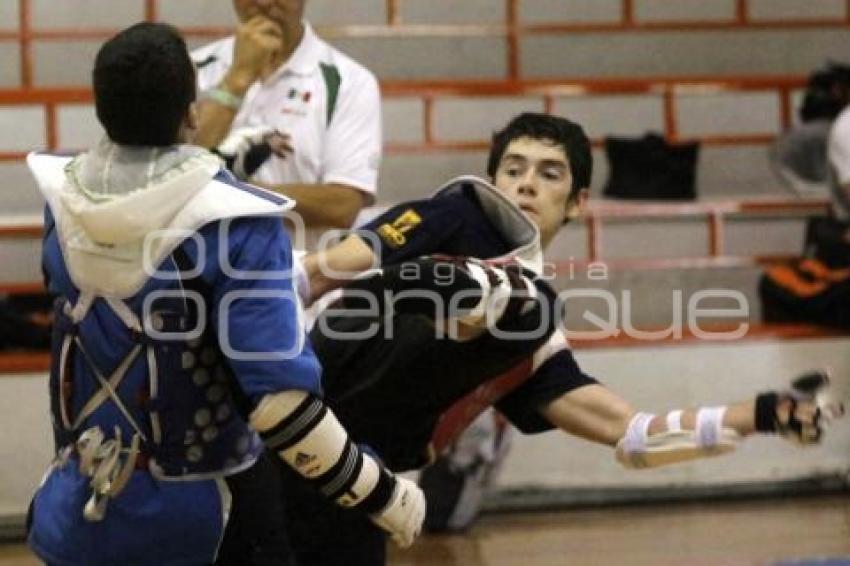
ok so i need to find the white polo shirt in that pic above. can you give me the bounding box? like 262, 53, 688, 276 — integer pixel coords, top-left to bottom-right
827, 106, 850, 218
193, 22, 381, 203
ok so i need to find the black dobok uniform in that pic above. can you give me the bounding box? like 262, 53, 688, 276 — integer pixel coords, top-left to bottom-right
219, 179, 598, 566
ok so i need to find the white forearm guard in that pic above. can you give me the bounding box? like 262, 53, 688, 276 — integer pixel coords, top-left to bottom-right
251, 391, 385, 506
615, 409, 740, 469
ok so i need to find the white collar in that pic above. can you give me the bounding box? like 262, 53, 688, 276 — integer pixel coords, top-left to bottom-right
269, 21, 323, 79
29, 151, 293, 298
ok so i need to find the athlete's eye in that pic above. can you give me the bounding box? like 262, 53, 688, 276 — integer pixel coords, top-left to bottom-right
541, 168, 565, 181
503, 165, 522, 177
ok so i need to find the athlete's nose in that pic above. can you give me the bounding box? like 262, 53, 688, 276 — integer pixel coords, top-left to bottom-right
517, 169, 537, 197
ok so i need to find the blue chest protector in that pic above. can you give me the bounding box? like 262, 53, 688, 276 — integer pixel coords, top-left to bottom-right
43, 207, 263, 484
26, 151, 321, 564
30, 213, 261, 565
31, 211, 323, 565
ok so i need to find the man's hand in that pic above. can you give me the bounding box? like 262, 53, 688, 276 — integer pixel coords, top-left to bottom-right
214, 125, 293, 180
760, 370, 846, 444
371, 476, 427, 548
227, 16, 284, 93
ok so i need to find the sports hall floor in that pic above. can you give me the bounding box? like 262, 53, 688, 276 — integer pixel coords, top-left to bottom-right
1, 494, 848, 565
389, 495, 850, 565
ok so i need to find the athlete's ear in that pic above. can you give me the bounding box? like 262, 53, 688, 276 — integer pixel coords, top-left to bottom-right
186, 101, 199, 131
564, 188, 589, 223
179, 102, 199, 144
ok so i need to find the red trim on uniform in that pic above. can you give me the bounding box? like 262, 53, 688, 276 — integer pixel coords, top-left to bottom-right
429, 358, 533, 457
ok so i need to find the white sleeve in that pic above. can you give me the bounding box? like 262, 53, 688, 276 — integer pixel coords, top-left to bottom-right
828, 110, 850, 185
191, 39, 232, 93
321, 67, 382, 202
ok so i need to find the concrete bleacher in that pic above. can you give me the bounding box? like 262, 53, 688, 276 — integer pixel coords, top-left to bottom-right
0, 0, 844, 338
0, 1, 848, 204
1, 0, 849, 521
550, 207, 816, 328
0, 0, 844, 329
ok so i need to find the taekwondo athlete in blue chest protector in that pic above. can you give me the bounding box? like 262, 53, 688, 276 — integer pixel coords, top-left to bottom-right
26, 22, 424, 566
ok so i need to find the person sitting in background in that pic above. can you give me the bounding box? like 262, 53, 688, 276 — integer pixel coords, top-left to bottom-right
828, 90, 850, 225
772, 62, 850, 197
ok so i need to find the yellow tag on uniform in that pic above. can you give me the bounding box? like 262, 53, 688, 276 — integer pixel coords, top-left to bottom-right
376, 209, 422, 248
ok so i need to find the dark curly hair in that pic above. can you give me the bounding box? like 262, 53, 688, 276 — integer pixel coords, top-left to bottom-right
486, 112, 593, 199
93, 22, 196, 146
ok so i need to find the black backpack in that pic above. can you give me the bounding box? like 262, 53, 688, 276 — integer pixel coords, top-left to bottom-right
603, 133, 700, 200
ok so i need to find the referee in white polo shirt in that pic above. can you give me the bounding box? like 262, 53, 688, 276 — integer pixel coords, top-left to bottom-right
193, 3, 386, 564
193, 0, 381, 230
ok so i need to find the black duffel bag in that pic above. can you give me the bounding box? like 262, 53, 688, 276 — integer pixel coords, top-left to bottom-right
603, 133, 700, 200
803, 215, 850, 269
759, 258, 850, 328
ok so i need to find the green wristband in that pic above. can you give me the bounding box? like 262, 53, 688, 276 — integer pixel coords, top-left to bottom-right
204, 87, 243, 110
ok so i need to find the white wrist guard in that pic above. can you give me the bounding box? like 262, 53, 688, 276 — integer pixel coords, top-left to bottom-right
214, 125, 277, 180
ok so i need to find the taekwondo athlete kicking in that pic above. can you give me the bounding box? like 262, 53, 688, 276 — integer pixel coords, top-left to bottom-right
220, 112, 846, 565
